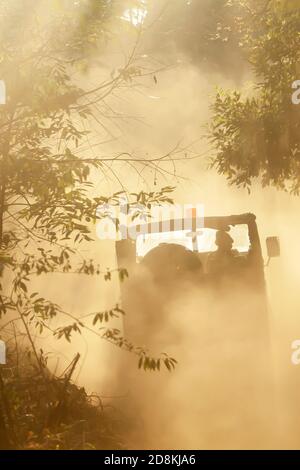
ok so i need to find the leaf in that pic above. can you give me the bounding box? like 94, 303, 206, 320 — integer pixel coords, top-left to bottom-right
19, 282, 28, 293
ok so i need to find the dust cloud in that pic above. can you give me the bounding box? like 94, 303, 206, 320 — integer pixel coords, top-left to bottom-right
2, 0, 300, 450
98, 1, 300, 449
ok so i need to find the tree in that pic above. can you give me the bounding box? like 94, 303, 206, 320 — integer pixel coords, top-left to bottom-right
208, 0, 300, 193
0, 0, 180, 387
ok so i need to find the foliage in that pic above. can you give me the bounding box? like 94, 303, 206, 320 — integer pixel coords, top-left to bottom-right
1, 347, 127, 450
208, 0, 300, 193
0, 0, 179, 397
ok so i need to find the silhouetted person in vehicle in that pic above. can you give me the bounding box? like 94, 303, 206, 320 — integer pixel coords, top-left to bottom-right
215, 230, 235, 254
208, 230, 239, 282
